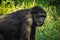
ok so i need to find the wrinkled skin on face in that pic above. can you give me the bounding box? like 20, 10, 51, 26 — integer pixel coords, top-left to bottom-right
31, 8, 46, 26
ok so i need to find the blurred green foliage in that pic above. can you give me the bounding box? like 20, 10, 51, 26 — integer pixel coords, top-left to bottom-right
0, 0, 60, 40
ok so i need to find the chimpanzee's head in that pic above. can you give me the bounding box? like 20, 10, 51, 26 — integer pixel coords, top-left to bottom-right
31, 6, 46, 26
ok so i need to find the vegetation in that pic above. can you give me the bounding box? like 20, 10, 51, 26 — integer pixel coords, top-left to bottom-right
0, 0, 60, 40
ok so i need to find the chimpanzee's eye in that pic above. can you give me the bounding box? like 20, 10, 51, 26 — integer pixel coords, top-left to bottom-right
39, 15, 46, 18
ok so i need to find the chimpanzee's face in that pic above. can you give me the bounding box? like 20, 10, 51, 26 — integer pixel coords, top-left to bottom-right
32, 10, 46, 26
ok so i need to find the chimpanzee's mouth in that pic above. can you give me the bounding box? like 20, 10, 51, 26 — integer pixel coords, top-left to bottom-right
37, 21, 43, 26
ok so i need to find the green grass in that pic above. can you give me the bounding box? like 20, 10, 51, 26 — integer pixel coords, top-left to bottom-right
36, 21, 59, 40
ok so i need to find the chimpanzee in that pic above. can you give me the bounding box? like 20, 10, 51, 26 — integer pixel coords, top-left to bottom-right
0, 6, 46, 40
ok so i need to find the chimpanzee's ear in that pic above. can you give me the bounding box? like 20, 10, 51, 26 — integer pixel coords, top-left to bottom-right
30, 6, 38, 14
30, 6, 42, 14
